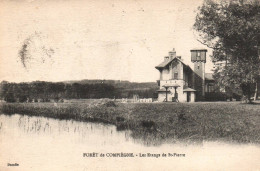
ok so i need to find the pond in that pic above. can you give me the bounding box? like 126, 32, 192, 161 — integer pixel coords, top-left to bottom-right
0, 114, 259, 171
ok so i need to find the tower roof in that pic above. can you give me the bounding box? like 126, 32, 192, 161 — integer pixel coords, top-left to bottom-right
190, 48, 207, 52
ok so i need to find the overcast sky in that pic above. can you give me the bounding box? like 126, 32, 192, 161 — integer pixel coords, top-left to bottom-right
0, 0, 213, 83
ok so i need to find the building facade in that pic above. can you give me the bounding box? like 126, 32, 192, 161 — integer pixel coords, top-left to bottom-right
155, 48, 214, 102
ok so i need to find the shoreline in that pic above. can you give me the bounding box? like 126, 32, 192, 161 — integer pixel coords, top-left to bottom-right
0, 101, 260, 145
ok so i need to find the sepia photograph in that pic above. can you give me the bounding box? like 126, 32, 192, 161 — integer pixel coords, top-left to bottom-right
0, 0, 260, 170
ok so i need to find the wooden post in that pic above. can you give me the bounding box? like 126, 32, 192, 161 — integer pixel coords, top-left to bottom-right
165, 87, 168, 102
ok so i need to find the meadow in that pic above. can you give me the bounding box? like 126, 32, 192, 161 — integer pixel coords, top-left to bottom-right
0, 100, 260, 145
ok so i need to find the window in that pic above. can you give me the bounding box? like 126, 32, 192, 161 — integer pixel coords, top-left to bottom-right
197, 51, 201, 60
174, 72, 178, 79
208, 85, 214, 92
206, 84, 215, 92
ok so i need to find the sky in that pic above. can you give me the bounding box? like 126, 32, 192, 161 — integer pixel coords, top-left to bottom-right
0, 0, 214, 83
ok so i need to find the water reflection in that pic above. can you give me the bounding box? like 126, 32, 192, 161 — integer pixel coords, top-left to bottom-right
0, 114, 133, 147
0, 114, 259, 171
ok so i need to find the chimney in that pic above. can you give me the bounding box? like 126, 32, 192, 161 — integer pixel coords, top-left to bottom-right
168, 48, 176, 60
177, 56, 181, 59
164, 56, 169, 62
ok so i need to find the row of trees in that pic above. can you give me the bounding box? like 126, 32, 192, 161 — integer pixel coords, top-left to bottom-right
194, 0, 260, 102
0, 81, 157, 102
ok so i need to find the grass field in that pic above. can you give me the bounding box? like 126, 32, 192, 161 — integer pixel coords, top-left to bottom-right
0, 101, 260, 145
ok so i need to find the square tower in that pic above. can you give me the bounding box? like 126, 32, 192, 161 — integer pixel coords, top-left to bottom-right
190, 49, 207, 100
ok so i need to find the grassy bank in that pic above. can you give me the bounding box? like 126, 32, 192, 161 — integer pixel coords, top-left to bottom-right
1, 101, 260, 145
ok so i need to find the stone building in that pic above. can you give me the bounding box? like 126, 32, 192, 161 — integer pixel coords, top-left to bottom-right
155, 48, 214, 102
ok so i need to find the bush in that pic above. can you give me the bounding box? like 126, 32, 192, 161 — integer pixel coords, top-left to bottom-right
141, 120, 156, 129
116, 116, 125, 122
205, 92, 229, 101
105, 101, 117, 107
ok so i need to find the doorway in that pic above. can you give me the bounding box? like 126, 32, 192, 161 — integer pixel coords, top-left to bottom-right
187, 92, 191, 102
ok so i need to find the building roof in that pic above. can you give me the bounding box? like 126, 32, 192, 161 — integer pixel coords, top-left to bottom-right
157, 88, 170, 92
162, 83, 180, 87
155, 57, 189, 70
183, 88, 196, 92
205, 73, 214, 80
155, 54, 213, 81
155, 59, 172, 69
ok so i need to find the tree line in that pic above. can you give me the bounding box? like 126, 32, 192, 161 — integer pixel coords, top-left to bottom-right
0, 81, 158, 102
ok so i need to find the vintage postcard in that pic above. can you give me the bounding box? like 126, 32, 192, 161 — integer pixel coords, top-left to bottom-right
0, 0, 260, 170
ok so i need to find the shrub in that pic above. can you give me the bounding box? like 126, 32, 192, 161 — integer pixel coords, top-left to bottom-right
105, 101, 117, 107
116, 116, 125, 122
205, 92, 229, 101
141, 120, 156, 129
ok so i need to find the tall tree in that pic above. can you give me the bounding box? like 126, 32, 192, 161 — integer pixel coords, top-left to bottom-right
194, 0, 260, 102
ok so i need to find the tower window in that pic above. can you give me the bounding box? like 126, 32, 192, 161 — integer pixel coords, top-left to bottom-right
197, 65, 200, 69
197, 51, 201, 60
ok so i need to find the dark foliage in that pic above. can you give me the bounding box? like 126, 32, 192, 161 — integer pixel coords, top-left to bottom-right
116, 116, 125, 122
141, 120, 156, 129
205, 92, 230, 101
105, 101, 117, 107
0, 80, 158, 102
194, 0, 260, 102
